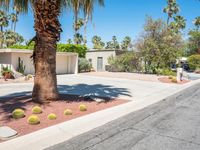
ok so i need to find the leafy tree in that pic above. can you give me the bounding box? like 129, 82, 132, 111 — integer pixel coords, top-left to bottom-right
163, 0, 180, 25
121, 36, 132, 50
92, 35, 105, 49
135, 16, 184, 74
4, 30, 24, 47
0, 0, 104, 103
187, 17, 200, 56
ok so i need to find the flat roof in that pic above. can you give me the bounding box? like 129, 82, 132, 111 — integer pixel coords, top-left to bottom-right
87, 49, 122, 52
0, 49, 78, 56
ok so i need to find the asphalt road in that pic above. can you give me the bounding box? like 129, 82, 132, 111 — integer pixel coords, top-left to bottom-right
47, 83, 200, 150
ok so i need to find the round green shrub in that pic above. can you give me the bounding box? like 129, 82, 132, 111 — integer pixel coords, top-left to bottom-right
47, 113, 57, 120
168, 76, 174, 79
27, 115, 40, 125
188, 54, 200, 71
171, 77, 177, 83
32, 106, 42, 114
12, 109, 25, 119
64, 109, 72, 115
79, 104, 87, 111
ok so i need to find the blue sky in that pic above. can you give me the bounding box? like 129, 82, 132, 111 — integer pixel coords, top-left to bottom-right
14, 0, 200, 48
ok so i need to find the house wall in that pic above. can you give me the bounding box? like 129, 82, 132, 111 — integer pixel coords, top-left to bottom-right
11, 52, 34, 75
0, 49, 78, 75
86, 50, 116, 71
0, 53, 11, 64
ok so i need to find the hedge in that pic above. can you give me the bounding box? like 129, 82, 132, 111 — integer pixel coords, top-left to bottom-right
9, 44, 87, 58
188, 54, 200, 71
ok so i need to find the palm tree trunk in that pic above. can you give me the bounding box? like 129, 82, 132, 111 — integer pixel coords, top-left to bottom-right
32, 0, 61, 103
84, 14, 89, 45
0, 26, 3, 48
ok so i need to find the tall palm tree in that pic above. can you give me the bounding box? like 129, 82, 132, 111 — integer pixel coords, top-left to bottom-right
82, 0, 104, 45
194, 16, 200, 29
0, 0, 67, 103
0, 10, 9, 48
163, 0, 179, 25
10, 13, 17, 31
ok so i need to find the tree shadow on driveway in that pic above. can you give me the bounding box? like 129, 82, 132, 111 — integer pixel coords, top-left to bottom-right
58, 84, 131, 99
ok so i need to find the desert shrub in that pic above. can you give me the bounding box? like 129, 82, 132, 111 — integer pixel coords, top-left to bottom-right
108, 52, 142, 72
12, 109, 25, 119
32, 106, 42, 114
188, 54, 200, 71
171, 77, 177, 83
157, 68, 176, 76
57, 44, 87, 58
64, 109, 72, 115
79, 104, 87, 111
168, 76, 174, 79
27, 115, 40, 125
78, 58, 92, 73
47, 113, 57, 120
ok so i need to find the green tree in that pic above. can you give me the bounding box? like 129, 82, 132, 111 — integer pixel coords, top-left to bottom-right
92, 35, 105, 49
0, 0, 104, 103
187, 17, 200, 56
121, 36, 131, 50
73, 18, 84, 44
163, 0, 180, 25
135, 16, 184, 73
169, 15, 186, 33
4, 30, 24, 47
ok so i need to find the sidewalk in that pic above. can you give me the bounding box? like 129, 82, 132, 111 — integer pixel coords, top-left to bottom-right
0, 79, 199, 150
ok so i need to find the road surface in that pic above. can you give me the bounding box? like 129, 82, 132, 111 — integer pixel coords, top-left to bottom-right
47, 83, 200, 150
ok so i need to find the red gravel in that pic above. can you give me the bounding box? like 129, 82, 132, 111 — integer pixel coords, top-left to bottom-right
158, 77, 190, 84
0, 95, 128, 141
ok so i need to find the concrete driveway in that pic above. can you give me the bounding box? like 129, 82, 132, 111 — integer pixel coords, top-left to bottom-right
0, 75, 181, 100
0, 74, 179, 101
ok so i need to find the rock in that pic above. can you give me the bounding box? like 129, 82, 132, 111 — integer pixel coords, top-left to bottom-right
0, 126, 18, 140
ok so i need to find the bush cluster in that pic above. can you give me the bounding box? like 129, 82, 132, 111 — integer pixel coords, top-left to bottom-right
47, 113, 57, 120
12, 109, 25, 119
79, 104, 87, 111
188, 54, 200, 71
27, 115, 40, 125
64, 109, 73, 115
32, 106, 42, 114
78, 58, 92, 73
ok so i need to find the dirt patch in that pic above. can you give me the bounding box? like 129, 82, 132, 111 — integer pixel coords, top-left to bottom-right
0, 95, 128, 142
158, 77, 190, 84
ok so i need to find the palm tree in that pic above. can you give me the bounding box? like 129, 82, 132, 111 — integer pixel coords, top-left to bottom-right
0, 0, 67, 103
10, 13, 17, 31
174, 15, 186, 30
163, 0, 179, 25
0, 10, 9, 48
73, 18, 84, 44
193, 16, 200, 29
121, 36, 131, 50
82, 0, 104, 45
92, 35, 104, 49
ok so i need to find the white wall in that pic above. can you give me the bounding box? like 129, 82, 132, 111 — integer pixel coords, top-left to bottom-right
86, 51, 116, 71
11, 52, 34, 75
0, 50, 78, 75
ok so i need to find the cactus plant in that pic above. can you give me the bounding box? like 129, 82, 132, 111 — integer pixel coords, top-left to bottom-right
64, 109, 72, 115
79, 104, 87, 111
27, 115, 40, 125
17, 57, 26, 74
47, 113, 57, 120
32, 106, 42, 114
12, 109, 25, 119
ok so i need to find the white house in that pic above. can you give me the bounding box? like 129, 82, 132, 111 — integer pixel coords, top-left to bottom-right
0, 49, 78, 75
86, 50, 124, 71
